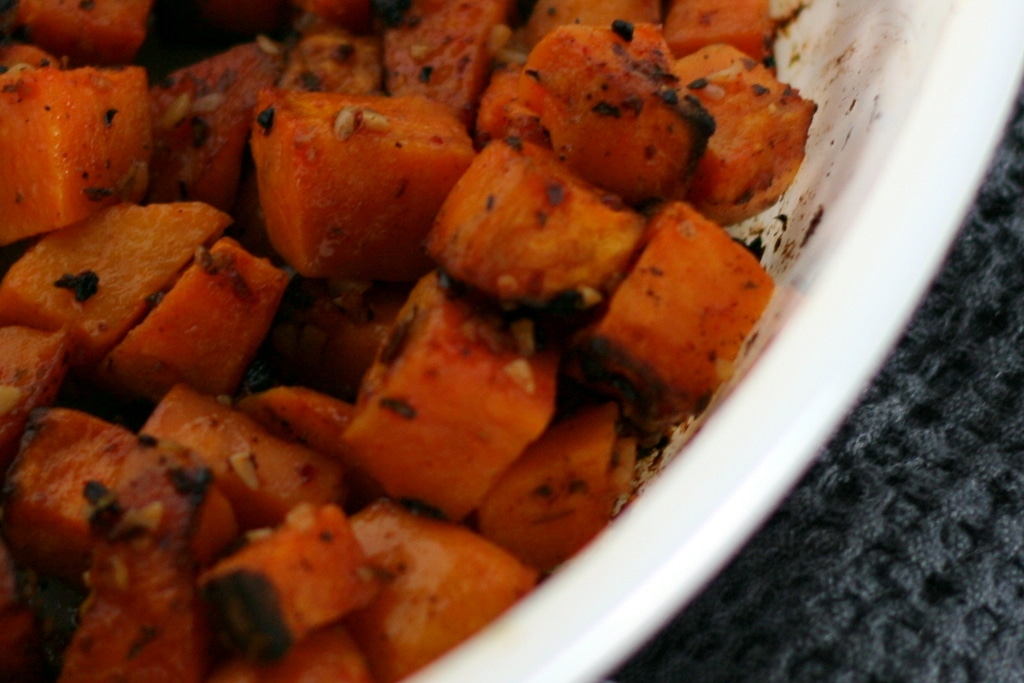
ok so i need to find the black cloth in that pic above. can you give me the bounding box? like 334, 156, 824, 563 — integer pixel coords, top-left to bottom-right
614, 79, 1024, 683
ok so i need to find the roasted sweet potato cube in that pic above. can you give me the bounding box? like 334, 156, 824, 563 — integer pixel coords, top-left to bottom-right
1, 408, 238, 584
14, 0, 154, 65
663, 0, 776, 62
236, 386, 386, 510
473, 63, 548, 148
519, 0, 661, 48
342, 272, 558, 520
0, 537, 44, 682
0, 203, 231, 368
0, 326, 71, 473
200, 503, 378, 661
382, 0, 513, 126
267, 278, 407, 401
97, 237, 289, 402
674, 44, 816, 225
478, 403, 636, 571
1, 408, 139, 583
428, 139, 645, 304
346, 500, 538, 683
205, 623, 374, 683
0, 42, 56, 67
289, 0, 372, 33
571, 201, 774, 433
0, 65, 151, 246
236, 386, 355, 449
59, 445, 216, 683
141, 384, 347, 529
250, 89, 475, 281
278, 27, 383, 94
520, 23, 715, 206
147, 42, 284, 211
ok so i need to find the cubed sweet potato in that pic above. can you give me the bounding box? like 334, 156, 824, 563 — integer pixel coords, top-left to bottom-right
473, 63, 548, 148
278, 26, 383, 95
1, 408, 238, 584
0, 42, 56, 67
0, 203, 232, 368
570, 201, 774, 433
428, 138, 645, 304
663, 0, 775, 62
200, 503, 378, 661
1, 408, 139, 584
519, 0, 660, 48
0, 326, 71, 473
205, 623, 374, 683
674, 44, 816, 225
267, 278, 407, 401
58, 444, 216, 683
520, 23, 715, 206
236, 385, 385, 510
477, 402, 636, 571
97, 237, 289, 402
0, 65, 151, 246
14, 0, 154, 65
346, 500, 538, 683
341, 271, 558, 520
147, 42, 284, 211
250, 88, 474, 281
381, 0, 513, 127
141, 384, 346, 529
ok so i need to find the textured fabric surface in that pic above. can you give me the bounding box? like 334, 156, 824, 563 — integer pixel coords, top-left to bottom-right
614, 79, 1024, 683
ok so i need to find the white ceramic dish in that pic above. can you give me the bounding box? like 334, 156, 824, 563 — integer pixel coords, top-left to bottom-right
406, 2, 1024, 682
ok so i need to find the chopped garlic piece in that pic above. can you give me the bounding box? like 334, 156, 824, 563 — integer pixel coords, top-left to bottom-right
229, 451, 260, 490
0, 385, 23, 417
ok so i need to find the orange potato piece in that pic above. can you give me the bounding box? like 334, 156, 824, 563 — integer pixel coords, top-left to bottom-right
148, 42, 283, 211
278, 27, 383, 95
250, 89, 475, 281
571, 201, 774, 433
267, 278, 407, 401
142, 384, 346, 529
200, 503, 379, 661
59, 445, 215, 683
346, 500, 538, 683
428, 139, 645, 304
663, 0, 775, 62
342, 272, 559, 520
519, 0, 661, 48
236, 385, 386, 510
0, 326, 71, 473
98, 237, 289, 402
473, 63, 548, 148
477, 403, 636, 570
382, 0, 513, 126
14, 0, 154, 65
205, 623, 374, 683
0, 65, 151, 246
1, 408, 139, 583
0, 42, 56, 66
674, 44, 816, 225
1, 408, 238, 584
0, 203, 231, 368
520, 23, 715, 206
